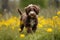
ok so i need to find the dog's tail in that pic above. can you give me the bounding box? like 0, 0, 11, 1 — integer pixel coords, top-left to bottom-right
18, 9, 22, 15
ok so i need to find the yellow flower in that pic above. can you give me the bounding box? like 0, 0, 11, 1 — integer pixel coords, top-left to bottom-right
4, 21, 10, 27
20, 34, 25, 38
46, 28, 53, 32
38, 16, 44, 20
52, 16, 58, 20
18, 28, 21, 31
40, 19, 46, 25
13, 16, 17, 20
38, 24, 43, 28
57, 11, 60, 15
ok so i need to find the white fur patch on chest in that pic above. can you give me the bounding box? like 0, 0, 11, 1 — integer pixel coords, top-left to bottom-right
30, 19, 35, 27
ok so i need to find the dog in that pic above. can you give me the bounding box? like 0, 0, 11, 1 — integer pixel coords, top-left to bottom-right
18, 4, 40, 33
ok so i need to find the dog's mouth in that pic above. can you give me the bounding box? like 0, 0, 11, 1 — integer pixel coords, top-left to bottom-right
29, 14, 36, 18
30, 15, 35, 17
31, 15, 34, 17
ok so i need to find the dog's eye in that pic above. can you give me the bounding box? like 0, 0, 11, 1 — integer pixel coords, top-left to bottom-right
33, 9, 38, 15
26, 9, 31, 15
28, 9, 31, 13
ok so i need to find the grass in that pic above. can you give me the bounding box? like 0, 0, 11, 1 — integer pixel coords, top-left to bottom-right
0, 26, 54, 40
0, 8, 60, 40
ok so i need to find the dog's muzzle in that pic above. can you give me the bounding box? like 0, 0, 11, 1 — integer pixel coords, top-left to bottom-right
29, 11, 36, 17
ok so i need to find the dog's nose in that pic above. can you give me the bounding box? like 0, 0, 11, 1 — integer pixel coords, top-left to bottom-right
29, 11, 35, 15
30, 11, 35, 14
30, 13, 35, 16
30, 11, 34, 14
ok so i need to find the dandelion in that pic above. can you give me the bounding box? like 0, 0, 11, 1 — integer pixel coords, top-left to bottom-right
46, 28, 53, 33
38, 16, 44, 23
57, 11, 60, 15
52, 16, 58, 20
20, 34, 25, 38
40, 19, 46, 25
13, 16, 17, 20
38, 24, 43, 28
7, 17, 16, 24
18, 28, 21, 31
4, 21, 9, 27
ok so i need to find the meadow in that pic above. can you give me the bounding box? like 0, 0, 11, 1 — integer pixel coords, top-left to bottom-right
0, 8, 60, 40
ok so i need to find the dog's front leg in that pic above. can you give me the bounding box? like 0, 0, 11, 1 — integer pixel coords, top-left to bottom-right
25, 23, 32, 33
32, 24, 37, 32
27, 27, 32, 33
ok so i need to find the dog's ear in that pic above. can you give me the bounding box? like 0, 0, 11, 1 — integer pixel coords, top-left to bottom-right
33, 5, 40, 15
18, 9, 22, 15
24, 7, 31, 15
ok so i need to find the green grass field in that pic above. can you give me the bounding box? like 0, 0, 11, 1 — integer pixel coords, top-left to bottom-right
0, 8, 60, 40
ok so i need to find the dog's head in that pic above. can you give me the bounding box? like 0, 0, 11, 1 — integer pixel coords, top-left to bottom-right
25, 4, 40, 18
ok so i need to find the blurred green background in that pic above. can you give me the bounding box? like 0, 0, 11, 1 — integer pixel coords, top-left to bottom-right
0, 0, 60, 40
0, 0, 60, 18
